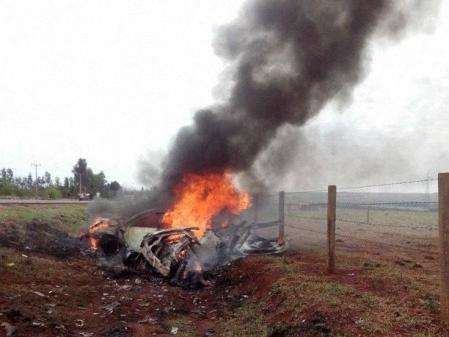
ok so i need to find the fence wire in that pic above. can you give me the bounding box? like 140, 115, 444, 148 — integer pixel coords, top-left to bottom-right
239, 193, 281, 240
281, 176, 439, 257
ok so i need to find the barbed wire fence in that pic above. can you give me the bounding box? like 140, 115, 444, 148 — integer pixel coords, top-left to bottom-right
247, 173, 449, 322
278, 176, 439, 256
334, 180, 438, 258
244, 178, 439, 256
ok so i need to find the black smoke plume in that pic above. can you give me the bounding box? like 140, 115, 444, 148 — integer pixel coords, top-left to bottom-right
159, 0, 438, 195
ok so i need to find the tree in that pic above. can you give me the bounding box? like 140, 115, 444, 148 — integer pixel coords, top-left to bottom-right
62, 177, 70, 197
44, 171, 52, 187
0, 163, 121, 199
71, 161, 111, 197
0, 168, 16, 196
68, 177, 77, 196
72, 158, 88, 194
26, 174, 33, 190
109, 181, 121, 197
6, 169, 13, 182
44, 187, 62, 200
36, 176, 45, 190
85, 168, 95, 194
92, 171, 107, 196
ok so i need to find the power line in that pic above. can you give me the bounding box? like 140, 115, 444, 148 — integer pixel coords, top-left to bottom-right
30, 162, 41, 197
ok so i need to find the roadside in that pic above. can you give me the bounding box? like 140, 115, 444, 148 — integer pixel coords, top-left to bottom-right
0, 199, 90, 206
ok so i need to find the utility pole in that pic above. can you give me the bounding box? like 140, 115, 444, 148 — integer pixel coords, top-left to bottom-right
31, 163, 41, 197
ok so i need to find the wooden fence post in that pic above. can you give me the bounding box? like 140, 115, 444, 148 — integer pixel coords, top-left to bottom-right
327, 185, 336, 274
439, 173, 449, 323
278, 191, 285, 245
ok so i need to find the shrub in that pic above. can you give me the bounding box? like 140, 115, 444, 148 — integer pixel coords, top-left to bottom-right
44, 187, 62, 200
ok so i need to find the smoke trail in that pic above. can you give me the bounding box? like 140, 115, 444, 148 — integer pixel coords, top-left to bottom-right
159, 0, 439, 195
241, 124, 418, 192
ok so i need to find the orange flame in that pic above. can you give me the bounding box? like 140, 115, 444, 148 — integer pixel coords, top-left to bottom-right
87, 218, 113, 250
162, 172, 251, 238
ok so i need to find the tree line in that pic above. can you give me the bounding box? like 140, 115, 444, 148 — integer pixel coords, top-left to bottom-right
0, 158, 121, 199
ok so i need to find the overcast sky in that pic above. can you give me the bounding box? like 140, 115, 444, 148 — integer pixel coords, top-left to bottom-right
1, 0, 448, 188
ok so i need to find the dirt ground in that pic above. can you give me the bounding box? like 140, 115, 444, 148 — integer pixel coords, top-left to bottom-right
1, 205, 448, 337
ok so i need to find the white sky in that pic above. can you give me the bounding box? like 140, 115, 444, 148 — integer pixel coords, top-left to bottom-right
1, 0, 448, 187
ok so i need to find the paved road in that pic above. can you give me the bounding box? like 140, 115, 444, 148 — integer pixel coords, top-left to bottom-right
0, 199, 91, 205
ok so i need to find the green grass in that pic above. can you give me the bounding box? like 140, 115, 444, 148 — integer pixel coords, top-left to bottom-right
219, 304, 269, 337
357, 293, 378, 309
422, 293, 439, 314
287, 207, 437, 230
215, 251, 446, 337
0, 205, 88, 234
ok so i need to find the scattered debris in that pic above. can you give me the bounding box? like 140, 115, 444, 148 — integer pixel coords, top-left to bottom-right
55, 324, 66, 331
105, 323, 129, 337
1, 322, 16, 336
2, 309, 23, 322
103, 301, 120, 314
31, 321, 46, 327
138, 301, 151, 308
300, 312, 331, 336
79, 332, 94, 337
204, 328, 215, 336
118, 284, 132, 291
138, 316, 157, 324
31, 291, 46, 298
84, 213, 285, 288
75, 319, 85, 328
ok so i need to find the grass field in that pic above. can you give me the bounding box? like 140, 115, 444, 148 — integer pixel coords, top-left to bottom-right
1, 204, 448, 336
0, 204, 88, 235
285, 205, 438, 252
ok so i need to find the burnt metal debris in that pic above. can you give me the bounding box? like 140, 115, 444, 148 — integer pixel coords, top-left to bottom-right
83, 211, 285, 288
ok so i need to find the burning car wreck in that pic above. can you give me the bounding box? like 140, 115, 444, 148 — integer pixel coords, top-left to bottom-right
83, 207, 285, 289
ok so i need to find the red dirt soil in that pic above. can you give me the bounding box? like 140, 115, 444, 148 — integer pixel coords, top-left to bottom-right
1, 227, 449, 336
